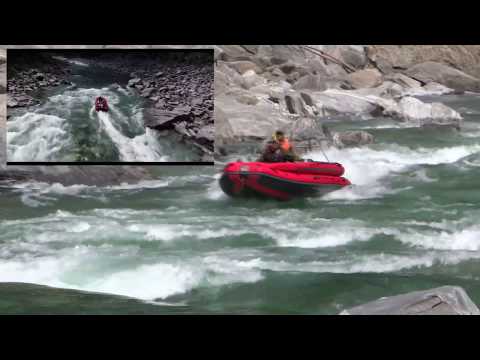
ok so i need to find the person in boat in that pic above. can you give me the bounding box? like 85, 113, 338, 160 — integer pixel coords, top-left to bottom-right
258, 131, 301, 162
95, 96, 108, 111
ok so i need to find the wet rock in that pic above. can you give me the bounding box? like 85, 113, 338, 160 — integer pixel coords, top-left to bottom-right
332, 130, 374, 148
127, 78, 142, 87
340, 286, 480, 315
194, 123, 215, 148
346, 68, 383, 89
395, 96, 462, 126
144, 108, 192, 130
405, 61, 480, 92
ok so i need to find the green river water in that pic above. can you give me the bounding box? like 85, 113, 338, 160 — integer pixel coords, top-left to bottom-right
1, 94, 480, 314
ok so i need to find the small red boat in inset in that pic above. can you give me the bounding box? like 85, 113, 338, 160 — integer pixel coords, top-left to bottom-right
219, 161, 351, 201
95, 96, 109, 112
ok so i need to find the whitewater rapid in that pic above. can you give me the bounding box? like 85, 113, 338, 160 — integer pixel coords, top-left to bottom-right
7, 86, 169, 162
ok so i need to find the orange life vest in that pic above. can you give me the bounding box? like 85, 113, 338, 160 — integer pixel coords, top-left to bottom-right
280, 138, 292, 152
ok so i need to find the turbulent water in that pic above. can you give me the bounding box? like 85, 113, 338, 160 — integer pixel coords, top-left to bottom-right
7, 61, 200, 162
2, 94, 480, 314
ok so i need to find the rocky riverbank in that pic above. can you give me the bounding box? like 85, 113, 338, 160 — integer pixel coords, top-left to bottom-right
7, 52, 73, 109
214, 45, 480, 159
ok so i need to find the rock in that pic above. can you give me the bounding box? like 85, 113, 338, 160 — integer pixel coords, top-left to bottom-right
395, 96, 463, 126
270, 57, 288, 65
405, 61, 480, 92
340, 286, 480, 315
155, 99, 166, 108
215, 94, 291, 141
215, 106, 235, 145
328, 46, 367, 70
332, 130, 374, 148
346, 68, 383, 89
227, 61, 262, 75
191, 98, 203, 107
293, 74, 327, 92
384, 73, 422, 89
155, 71, 164, 77
127, 78, 142, 87
140, 88, 155, 98
242, 70, 265, 89
194, 123, 215, 146
144, 108, 192, 130
281, 117, 329, 151
422, 82, 456, 95
235, 93, 259, 106
309, 89, 383, 118
7, 97, 18, 108
34, 73, 45, 81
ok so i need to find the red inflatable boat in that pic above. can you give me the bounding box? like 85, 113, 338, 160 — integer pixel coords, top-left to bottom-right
95, 96, 109, 112
219, 161, 351, 201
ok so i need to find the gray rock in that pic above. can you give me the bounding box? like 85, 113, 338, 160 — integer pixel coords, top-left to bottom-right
332, 130, 374, 148
281, 117, 329, 151
140, 88, 155, 98
405, 61, 480, 92
384, 72, 422, 89
227, 60, 262, 75
340, 286, 480, 315
310, 89, 383, 117
195, 123, 215, 144
293, 74, 327, 92
144, 108, 192, 130
346, 68, 383, 89
395, 96, 462, 126
34, 72, 45, 81
127, 78, 142, 87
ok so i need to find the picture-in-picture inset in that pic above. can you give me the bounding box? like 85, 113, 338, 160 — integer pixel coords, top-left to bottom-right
6, 49, 214, 163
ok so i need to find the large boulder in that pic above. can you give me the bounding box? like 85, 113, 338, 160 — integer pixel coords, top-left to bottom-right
393, 96, 463, 127
405, 61, 480, 92
280, 117, 329, 152
215, 94, 291, 141
332, 130, 374, 148
340, 286, 480, 315
309, 89, 383, 118
346, 68, 383, 89
144, 107, 192, 130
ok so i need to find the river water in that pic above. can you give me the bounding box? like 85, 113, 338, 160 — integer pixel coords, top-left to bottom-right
1, 94, 480, 314
6, 59, 201, 162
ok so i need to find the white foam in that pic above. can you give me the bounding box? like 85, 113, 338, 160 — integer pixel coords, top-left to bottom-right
398, 224, 480, 251
7, 113, 71, 161
306, 143, 480, 200
97, 112, 168, 161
